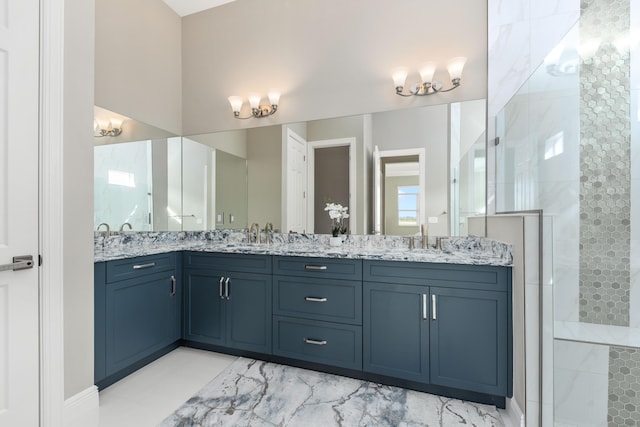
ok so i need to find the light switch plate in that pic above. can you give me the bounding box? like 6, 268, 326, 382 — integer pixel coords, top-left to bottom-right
428, 216, 438, 224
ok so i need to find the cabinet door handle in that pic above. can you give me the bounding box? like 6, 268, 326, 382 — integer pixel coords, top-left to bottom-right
170, 275, 176, 296
225, 277, 230, 300
304, 265, 327, 271
422, 294, 427, 320
304, 296, 328, 303
432, 294, 437, 320
304, 338, 327, 346
219, 277, 224, 299
133, 262, 155, 269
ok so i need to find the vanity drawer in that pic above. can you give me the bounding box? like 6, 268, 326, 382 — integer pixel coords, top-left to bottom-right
273, 276, 362, 325
184, 251, 271, 274
273, 316, 362, 370
363, 260, 508, 292
106, 253, 176, 283
273, 256, 362, 280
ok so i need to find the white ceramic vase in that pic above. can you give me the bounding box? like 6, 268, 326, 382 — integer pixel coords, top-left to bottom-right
329, 236, 342, 247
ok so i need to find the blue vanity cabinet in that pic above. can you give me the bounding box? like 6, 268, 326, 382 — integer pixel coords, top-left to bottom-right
95, 252, 181, 388
183, 252, 272, 354
362, 281, 429, 383
429, 286, 509, 396
272, 256, 363, 370
363, 260, 512, 398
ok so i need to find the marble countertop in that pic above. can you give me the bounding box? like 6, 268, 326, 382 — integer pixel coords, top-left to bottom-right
94, 232, 513, 267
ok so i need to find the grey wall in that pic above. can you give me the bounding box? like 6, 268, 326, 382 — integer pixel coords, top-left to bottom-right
216, 151, 248, 229
247, 126, 282, 229
64, 0, 95, 399
181, 0, 487, 135
95, 0, 182, 134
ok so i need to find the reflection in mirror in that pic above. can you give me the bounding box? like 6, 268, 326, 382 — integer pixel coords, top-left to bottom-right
94, 137, 182, 232
450, 99, 486, 236
95, 100, 487, 236
373, 148, 425, 235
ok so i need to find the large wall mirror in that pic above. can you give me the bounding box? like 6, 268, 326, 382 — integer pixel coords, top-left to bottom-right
94, 100, 486, 237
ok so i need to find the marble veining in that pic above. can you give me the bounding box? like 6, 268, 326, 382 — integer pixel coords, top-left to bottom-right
94, 231, 512, 266
159, 357, 505, 427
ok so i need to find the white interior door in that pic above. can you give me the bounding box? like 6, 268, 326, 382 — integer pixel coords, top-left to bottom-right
285, 129, 307, 233
0, 0, 40, 425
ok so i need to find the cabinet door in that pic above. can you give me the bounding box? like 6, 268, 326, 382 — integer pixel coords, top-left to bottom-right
226, 272, 272, 354
105, 272, 177, 376
183, 269, 226, 346
430, 287, 508, 395
363, 282, 429, 383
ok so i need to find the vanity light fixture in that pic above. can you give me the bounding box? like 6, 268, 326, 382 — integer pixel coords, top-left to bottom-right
228, 90, 280, 119
94, 117, 124, 137
393, 57, 466, 97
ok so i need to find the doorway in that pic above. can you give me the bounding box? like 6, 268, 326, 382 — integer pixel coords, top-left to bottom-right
307, 138, 357, 234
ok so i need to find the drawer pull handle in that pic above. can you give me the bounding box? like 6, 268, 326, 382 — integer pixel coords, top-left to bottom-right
305, 265, 327, 271
133, 262, 155, 269
225, 277, 230, 300
304, 338, 327, 346
304, 296, 328, 303
219, 277, 224, 299
170, 275, 176, 296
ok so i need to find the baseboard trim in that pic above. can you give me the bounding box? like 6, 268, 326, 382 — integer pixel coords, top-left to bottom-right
504, 397, 525, 427
63, 385, 99, 426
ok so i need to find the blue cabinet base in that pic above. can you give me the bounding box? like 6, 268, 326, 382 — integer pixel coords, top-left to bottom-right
180, 341, 506, 409
96, 341, 180, 390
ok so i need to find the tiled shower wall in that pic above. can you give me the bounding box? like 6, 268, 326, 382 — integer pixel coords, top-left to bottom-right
578, 0, 631, 327
490, 0, 640, 424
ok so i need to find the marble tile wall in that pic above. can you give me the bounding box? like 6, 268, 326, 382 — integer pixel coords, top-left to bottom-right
578, 0, 631, 327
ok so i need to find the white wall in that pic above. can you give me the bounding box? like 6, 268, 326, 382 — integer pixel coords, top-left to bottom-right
181, 0, 487, 135
64, 0, 95, 399
95, 0, 182, 134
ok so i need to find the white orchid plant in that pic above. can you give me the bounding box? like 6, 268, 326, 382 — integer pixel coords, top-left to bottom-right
324, 202, 349, 237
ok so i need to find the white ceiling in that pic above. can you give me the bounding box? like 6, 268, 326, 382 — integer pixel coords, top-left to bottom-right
162, 0, 235, 17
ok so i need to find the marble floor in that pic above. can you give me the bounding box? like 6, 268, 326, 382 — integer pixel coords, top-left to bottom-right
72, 347, 510, 427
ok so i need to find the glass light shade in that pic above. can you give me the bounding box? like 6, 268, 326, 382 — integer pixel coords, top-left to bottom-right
447, 57, 467, 81
419, 62, 437, 83
268, 90, 280, 106
228, 96, 243, 113
109, 117, 124, 129
248, 93, 262, 109
392, 68, 408, 88
95, 118, 110, 131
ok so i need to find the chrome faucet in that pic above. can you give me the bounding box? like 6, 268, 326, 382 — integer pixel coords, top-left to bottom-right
119, 222, 132, 232
97, 223, 110, 236
264, 222, 274, 244
248, 223, 261, 244
421, 224, 429, 249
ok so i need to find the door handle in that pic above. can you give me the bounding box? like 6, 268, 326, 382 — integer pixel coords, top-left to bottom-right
225, 277, 230, 300
170, 275, 176, 296
219, 277, 224, 299
0, 255, 34, 272
422, 294, 427, 320
432, 294, 437, 320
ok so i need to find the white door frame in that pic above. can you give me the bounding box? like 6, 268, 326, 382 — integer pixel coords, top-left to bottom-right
40, 0, 66, 424
306, 138, 357, 234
